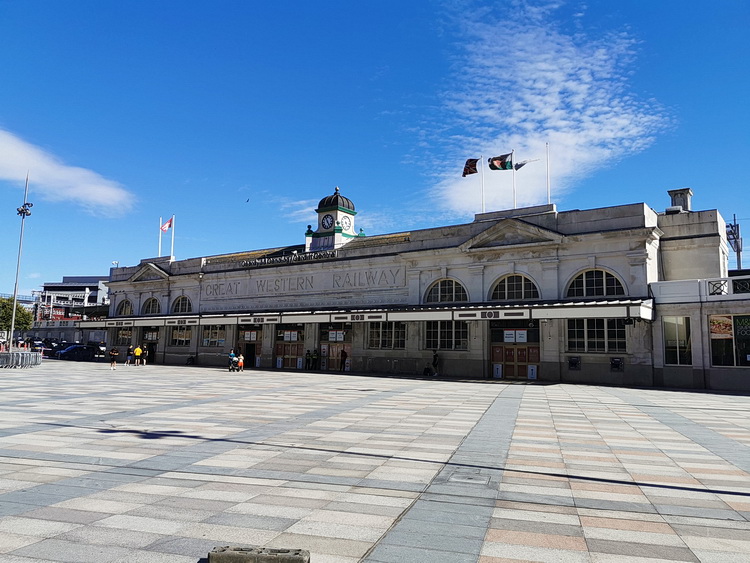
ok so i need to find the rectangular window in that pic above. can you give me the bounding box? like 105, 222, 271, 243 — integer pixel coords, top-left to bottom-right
425, 321, 468, 350
201, 325, 226, 347
710, 315, 750, 367
170, 326, 192, 347
566, 318, 626, 353
367, 322, 406, 349
115, 327, 132, 346
663, 317, 691, 365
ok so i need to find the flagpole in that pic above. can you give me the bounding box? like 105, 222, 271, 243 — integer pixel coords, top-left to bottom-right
546, 142, 551, 204
170, 215, 175, 258
511, 149, 516, 209
158, 216, 162, 257
480, 154, 485, 213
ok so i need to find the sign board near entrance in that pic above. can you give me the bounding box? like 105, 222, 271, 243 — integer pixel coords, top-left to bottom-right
528, 365, 538, 379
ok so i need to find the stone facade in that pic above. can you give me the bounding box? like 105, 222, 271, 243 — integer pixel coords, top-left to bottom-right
84, 187, 747, 389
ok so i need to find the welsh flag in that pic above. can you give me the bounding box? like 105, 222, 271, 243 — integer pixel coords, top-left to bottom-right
488, 153, 513, 171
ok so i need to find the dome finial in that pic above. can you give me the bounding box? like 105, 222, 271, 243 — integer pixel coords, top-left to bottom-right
334, 186, 340, 193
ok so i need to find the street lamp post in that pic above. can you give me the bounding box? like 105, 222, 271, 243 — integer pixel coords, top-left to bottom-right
10, 175, 33, 350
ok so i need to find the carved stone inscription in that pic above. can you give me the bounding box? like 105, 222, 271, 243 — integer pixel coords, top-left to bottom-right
202, 268, 405, 301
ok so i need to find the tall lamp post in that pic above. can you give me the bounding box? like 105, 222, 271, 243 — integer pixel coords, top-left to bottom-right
10, 175, 33, 350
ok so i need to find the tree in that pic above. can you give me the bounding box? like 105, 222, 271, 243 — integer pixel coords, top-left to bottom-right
0, 297, 33, 335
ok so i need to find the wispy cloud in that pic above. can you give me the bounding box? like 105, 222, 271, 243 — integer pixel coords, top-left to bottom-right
426, 0, 670, 215
0, 129, 134, 216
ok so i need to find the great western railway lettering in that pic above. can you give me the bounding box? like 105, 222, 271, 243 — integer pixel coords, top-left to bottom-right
202, 267, 405, 299
203, 282, 242, 296
332, 268, 401, 289
256, 276, 314, 293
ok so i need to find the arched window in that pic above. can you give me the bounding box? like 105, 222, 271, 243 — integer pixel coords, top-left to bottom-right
116, 299, 133, 316
171, 296, 192, 314
491, 274, 540, 301
141, 297, 161, 315
425, 279, 469, 303
566, 270, 625, 298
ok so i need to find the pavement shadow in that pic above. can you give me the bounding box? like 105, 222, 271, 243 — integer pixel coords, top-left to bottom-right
71, 424, 750, 499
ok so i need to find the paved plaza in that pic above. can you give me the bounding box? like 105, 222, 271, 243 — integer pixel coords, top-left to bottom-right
0, 362, 748, 562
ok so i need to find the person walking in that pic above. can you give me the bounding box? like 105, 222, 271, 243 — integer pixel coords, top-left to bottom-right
432, 350, 440, 376
340, 349, 348, 372
125, 346, 134, 366
141, 345, 149, 366
305, 350, 312, 370
109, 347, 119, 370
237, 354, 244, 372
312, 349, 319, 370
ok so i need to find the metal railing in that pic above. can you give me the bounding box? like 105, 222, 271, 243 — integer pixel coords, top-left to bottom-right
0, 352, 42, 368
706, 275, 750, 297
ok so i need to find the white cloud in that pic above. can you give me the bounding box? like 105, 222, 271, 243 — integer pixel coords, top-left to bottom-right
426, 0, 670, 215
0, 129, 134, 216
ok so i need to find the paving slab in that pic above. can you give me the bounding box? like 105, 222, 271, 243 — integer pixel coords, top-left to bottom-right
0, 362, 749, 562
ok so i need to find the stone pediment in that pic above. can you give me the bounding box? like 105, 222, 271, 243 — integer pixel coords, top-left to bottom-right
130, 263, 170, 283
460, 219, 563, 251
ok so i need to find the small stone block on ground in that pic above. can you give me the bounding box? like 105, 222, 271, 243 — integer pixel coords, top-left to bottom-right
209, 545, 311, 563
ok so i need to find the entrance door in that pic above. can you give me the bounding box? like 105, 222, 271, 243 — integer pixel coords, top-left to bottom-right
244, 343, 258, 368
326, 343, 351, 371
142, 327, 160, 365
496, 345, 541, 380
275, 342, 304, 369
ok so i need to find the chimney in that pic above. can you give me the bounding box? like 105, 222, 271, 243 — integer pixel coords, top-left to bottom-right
667, 188, 693, 212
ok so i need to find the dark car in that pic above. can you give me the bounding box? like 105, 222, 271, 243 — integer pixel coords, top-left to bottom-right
55, 345, 96, 361
43, 341, 72, 358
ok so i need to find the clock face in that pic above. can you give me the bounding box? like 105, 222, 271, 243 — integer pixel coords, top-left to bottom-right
321, 214, 334, 229
341, 216, 352, 231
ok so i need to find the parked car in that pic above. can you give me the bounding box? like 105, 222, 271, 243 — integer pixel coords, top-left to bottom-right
55, 345, 96, 361
87, 341, 107, 357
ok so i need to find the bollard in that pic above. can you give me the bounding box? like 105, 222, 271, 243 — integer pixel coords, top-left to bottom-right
208, 546, 310, 563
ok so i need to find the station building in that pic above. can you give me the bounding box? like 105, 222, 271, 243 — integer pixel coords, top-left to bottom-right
89, 186, 750, 390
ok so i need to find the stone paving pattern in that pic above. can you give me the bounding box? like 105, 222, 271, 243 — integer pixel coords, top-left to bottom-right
0, 361, 748, 562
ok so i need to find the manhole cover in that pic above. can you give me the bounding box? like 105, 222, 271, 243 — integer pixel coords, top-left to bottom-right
449, 472, 490, 484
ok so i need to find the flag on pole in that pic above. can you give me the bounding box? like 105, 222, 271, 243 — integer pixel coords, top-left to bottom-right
160, 217, 173, 232
462, 158, 479, 177
488, 153, 513, 171
514, 158, 539, 171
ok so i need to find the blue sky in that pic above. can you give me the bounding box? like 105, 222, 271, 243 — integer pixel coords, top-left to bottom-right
1, 0, 748, 296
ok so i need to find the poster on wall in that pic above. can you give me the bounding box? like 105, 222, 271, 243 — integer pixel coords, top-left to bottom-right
516, 330, 528, 343
709, 315, 734, 339
503, 330, 516, 343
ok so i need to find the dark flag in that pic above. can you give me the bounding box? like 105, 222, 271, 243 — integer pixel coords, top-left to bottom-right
462, 158, 479, 177
488, 153, 513, 171
514, 158, 539, 171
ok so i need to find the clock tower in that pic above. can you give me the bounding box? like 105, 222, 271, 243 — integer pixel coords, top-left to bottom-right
305, 187, 361, 252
